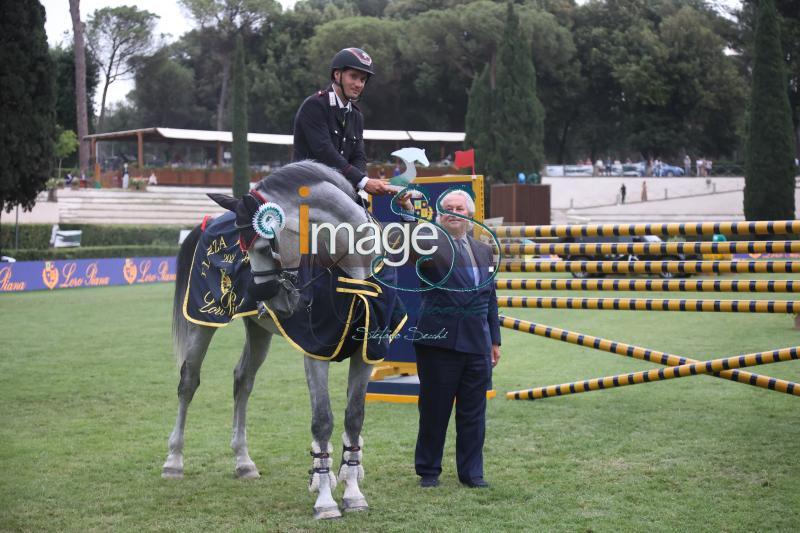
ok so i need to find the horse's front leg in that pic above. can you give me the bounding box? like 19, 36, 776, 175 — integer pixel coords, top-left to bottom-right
304, 357, 340, 520
163, 324, 215, 479
338, 355, 373, 512
230, 319, 272, 479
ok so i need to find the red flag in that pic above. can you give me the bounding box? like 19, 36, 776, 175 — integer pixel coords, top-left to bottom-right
454, 149, 475, 169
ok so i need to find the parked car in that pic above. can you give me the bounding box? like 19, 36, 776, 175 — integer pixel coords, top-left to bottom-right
622, 162, 646, 177
653, 163, 685, 177
560, 235, 697, 279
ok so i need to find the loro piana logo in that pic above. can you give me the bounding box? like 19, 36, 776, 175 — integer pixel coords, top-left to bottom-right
123, 259, 138, 284
42, 262, 59, 290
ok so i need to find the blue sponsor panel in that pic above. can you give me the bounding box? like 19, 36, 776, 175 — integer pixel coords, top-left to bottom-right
0, 257, 177, 293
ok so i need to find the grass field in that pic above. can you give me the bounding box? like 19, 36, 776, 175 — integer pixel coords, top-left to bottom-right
2, 274, 800, 532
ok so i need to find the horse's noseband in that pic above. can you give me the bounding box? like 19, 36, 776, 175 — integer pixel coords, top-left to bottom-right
250, 267, 298, 301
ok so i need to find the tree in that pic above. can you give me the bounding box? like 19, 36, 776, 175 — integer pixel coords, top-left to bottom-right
465, 3, 544, 182
179, 0, 279, 131
54, 128, 79, 180
570, 0, 746, 161
231, 35, 250, 198
744, 0, 796, 220
0, 0, 55, 214
51, 44, 100, 167
492, 2, 545, 181
465, 66, 498, 178
87, 5, 159, 130
130, 48, 202, 128
735, 0, 800, 159
69, 0, 90, 174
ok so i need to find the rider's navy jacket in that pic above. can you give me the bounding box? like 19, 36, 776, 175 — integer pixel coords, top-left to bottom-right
292, 85, 367, 189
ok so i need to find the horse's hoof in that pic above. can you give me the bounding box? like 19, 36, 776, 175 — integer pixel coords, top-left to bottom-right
342, 498, 369, 512
161, 467, 184, 479
313, 505, 342, 520
235, 465, 260, 479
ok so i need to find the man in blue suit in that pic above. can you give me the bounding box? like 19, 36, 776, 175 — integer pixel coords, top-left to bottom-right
410, 189, 501, 488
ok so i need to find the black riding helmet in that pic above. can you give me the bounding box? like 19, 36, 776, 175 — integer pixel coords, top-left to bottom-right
330, 47, 375, 80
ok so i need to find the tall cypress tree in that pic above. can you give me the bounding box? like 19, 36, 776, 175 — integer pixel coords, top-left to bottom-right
464, 2, 545, 183
493, 1, 545, 182
744, 0, 795, 220
0, 0, 54, 214
465, 66, 496, 178
231, 34, 250, 199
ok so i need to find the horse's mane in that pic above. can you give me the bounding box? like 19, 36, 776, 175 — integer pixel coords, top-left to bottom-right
255, 160, 358, 203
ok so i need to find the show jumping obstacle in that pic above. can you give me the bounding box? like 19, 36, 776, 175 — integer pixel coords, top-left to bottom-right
494, 220, 800, 401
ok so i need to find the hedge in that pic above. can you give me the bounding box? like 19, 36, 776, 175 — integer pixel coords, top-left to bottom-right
0, 223, 191, 250
10, 245, 179, 261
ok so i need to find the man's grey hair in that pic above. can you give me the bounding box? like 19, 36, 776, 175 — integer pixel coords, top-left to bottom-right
435, 189, 475, 229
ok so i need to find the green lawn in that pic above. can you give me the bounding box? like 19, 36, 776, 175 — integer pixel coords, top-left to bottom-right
1, 276, 799, 532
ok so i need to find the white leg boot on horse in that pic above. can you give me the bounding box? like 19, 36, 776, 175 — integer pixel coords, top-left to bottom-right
230, 319, 272, 479
339, 433, 367, 512
308, 441, 340, 519
163, 324, 215, 479
338, 355, 373, 512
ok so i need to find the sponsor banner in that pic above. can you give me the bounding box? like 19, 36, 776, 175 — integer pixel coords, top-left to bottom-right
563, 164, 594, 177
0, 256, 177, 293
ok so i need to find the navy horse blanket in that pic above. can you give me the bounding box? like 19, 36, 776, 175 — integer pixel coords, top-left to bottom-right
184, 213, 406, 363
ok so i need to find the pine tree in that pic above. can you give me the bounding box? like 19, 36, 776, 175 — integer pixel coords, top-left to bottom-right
464, 2, 545, 183
0, 0, 55, 213
744, 0, 795, 220
231, 34, 250, 199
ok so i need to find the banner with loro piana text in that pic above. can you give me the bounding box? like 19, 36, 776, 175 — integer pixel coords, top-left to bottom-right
0, 257, 177, 293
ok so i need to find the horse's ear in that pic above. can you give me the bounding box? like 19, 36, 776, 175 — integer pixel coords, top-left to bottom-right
208, 193, 239, 212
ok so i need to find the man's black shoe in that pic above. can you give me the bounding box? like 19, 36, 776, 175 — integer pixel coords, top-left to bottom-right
459, 477, 489, 488
419, 476, 439, 488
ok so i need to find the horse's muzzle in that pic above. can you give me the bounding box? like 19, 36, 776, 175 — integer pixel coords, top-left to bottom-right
251, 276, 300, 320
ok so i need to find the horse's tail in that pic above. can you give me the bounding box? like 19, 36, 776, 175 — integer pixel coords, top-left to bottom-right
173, 225, 202, 368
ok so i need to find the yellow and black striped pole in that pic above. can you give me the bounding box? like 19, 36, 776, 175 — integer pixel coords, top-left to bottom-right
497, 296, 800, 313
495, 279, 800, 293
508, 346, 800, 400
499, 260, 800, 275
499, 315, 800, 397
497, 240, 800, 256
494, 220, 800, 238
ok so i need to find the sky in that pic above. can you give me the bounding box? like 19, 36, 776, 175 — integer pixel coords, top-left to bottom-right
42, 0, 742, 108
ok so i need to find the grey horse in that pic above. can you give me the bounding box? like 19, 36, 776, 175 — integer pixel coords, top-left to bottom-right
162, 161, 385, 519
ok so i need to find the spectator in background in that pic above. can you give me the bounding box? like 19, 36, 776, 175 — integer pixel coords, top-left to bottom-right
64, 172, 75, 185
378, 167, 387, 180
596, 159, 604, 177
705, 159, 712, 177
684, 154, 691, 176
122, 163, 130, 190
697, 158, 705, 177
604, 157, 612, 177
619, 183, 627, 204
